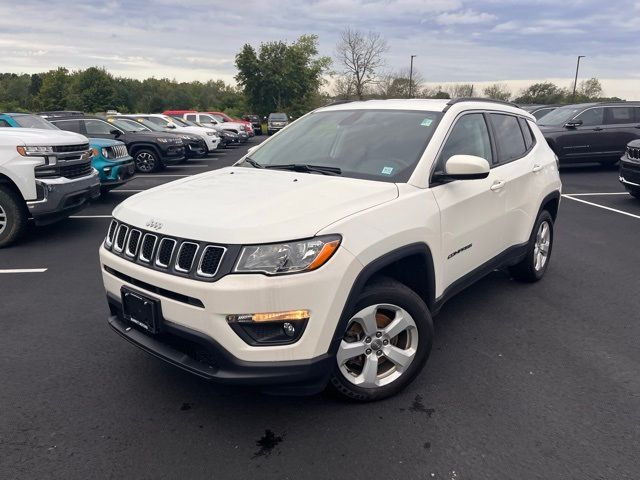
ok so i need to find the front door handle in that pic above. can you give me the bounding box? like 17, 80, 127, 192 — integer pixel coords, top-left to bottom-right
593, 127, 604, 131
532, 164, 543, 173
490, 180, 506, 191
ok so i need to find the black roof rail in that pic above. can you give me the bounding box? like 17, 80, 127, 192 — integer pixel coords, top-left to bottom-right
443, 97, 519, 111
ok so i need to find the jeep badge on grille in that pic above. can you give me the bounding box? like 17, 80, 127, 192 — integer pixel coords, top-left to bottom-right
146, 219, 163, 230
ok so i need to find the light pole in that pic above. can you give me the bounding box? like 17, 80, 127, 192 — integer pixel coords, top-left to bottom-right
409, 55, 416, 98
572, 55, 585, 102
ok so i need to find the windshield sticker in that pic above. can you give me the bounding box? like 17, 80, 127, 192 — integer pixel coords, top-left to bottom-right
381, 166, 394, 175
421, 118, 433, 127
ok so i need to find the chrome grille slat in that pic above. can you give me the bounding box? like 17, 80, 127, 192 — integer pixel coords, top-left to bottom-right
155, 238, 176, 268
114, 225, 129, 253
197, 246, 226, 278
175, 242, 199, 273
139, 234, 158, 263
105, 220, 118, 248
125, 230, 142, 258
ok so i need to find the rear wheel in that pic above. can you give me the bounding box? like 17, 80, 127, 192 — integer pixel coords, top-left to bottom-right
0, 185, 28, 248
328, 278, 433, 402
509, 210, 554, 282
133, 149, 160, 173
625, 185, 640, 199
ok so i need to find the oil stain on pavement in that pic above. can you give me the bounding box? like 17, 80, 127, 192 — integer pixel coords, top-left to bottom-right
253, 430, 284, 458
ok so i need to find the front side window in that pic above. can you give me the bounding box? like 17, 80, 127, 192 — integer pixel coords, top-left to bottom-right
489, 114, 527, 163
84, 119, 116, 135
51, 119, 83, 134
439, 113, 493, 167
605, 107, 635, 125
247, 109, 443, 183
0, 119, 11, 127
574, 107, 604, 127
185, 114, 197, 121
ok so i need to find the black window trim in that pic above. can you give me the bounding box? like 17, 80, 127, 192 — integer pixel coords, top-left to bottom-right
486, 112, 535, 167
429, 109, 498, 187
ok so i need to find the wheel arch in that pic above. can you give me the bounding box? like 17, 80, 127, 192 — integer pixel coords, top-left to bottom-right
329, 243, 436, 355
0, 172, 25, 198
539, 190, 561, 221
129, 142, 162, 159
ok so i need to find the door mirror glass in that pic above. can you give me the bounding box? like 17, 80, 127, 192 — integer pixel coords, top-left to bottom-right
443, 155, 490, 180
110, 129, 122, 136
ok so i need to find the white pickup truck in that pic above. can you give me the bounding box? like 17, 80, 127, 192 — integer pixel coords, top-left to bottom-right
0, 128, 100, 247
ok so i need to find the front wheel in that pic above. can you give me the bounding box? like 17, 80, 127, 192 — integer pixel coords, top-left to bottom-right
133, 149, 160, 173
0, 185, 28, 248
328, 278, 433, 402
509, 210, 554, 282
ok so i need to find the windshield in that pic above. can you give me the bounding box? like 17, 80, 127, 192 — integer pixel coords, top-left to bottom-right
126, 117, 165, 132
247, 109, 443, 183
14, 114, 58, 130
108, 118, 150, 132
538, 106, 585, 126
170, 117, 189, 127
269, 113, 288, 121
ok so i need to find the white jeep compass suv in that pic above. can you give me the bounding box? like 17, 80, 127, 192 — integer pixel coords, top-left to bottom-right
100, 99, 561, 401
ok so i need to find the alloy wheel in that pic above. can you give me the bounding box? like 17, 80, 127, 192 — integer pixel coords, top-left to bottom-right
0, 202, 6, 235
534, 220, 551, 271
337, 304, 419, 388
135, 152, 156, 172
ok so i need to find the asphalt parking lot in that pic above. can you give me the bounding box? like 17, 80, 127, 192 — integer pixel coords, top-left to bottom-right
1, 144, 639, 480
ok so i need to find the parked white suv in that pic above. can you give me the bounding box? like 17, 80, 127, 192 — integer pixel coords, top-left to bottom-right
100, 99, 561, 400
0, 128, 100, 247
180, 113, 249, 142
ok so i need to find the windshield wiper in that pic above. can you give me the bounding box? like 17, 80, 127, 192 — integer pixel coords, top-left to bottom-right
265, 164, 342, 176
242, 157, 264, 169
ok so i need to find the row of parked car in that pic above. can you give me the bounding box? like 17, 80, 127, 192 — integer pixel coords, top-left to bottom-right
0, 109, 269, 247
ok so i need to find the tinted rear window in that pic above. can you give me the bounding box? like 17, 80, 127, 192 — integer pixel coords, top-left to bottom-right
489, 114, 527, 163
518, 117, 535, 149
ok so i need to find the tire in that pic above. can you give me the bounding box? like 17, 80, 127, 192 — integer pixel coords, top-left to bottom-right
509, 210, 554, 282
625, 185, 640, 199
328, 277, 434, 402
133, 149, 160, 173
0, 185, 28, 248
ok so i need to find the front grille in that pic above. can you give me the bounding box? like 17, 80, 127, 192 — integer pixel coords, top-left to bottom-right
155, 238, 176, 268
59, 161, 93, 179
108, 144, 129, 159
198, 246, 225, 277
103, 220, 227, 281
53, 143, 90, 153
627, 146, 640, 160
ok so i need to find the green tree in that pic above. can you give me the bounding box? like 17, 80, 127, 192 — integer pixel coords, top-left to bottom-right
236, 35, 330, 117
36, 67, 70, 110
66, 67, 116, 112
483, 83, 511, 101
514, 82, 568, 104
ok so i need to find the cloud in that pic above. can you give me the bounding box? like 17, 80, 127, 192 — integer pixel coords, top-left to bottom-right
436, 9, 497, 25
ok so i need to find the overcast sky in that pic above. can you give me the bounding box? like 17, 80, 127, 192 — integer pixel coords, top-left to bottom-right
2, 0, 640, 98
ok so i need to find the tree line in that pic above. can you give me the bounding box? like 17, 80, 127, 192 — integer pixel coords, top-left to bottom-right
0, 29, 625, 119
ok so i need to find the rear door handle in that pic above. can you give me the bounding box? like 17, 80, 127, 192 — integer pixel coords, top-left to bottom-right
593, 127, 603, 131
490, 180, 506, 191
532, 164, 543, 173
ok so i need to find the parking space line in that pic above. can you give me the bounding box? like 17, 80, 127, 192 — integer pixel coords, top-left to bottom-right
135, 174, 190, 178
0, 268, 48, 274
69, 215, 112, 219
562, 194, 640, 220
110, 189, 143, 193
166, 165, 209, 168
565, 192, 629, 197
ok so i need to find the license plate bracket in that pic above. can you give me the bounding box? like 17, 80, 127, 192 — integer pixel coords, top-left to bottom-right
121, 287, 160, 334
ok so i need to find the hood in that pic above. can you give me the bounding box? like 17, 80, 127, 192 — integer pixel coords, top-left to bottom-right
628, 139, 640, 148
89, 137, 124, 148
127, 130, 180, 140
0, 128, 88, 146
113, 167, 399, 244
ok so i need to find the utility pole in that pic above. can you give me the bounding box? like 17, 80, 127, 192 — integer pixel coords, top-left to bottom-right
409, 55, 416, 98
572, 55, 585, 101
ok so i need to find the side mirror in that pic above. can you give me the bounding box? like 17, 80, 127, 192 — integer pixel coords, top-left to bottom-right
437, 155, 490, 181
564, 119, 583, 128
166, 124, 176, 129
110, 129, 122, 137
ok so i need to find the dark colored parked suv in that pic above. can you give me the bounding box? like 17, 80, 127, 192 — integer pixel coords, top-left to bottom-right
620, 140, 640, 199
243, 114, 262, 135
519, 104, 559, 121
537, 102, 640, 165
50, 116, 185, 173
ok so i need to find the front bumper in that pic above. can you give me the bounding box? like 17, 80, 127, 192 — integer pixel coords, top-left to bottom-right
99, 159, 135, 187
185, 140, 207, 158
619, 156, 640, 187
27, 170, 100, 225
159, 145, 185, 164
107, 297, 333, 393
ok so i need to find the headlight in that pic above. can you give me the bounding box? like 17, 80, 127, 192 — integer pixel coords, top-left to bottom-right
234, 235, 341, 275
239, 125, 245, 131
101, 147, 110, 158
206, 131, 215, 136
16, 145, 54, 156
